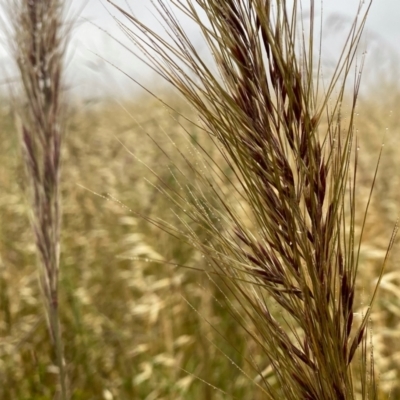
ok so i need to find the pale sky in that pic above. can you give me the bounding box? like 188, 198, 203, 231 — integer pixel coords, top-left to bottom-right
1, 0, 399, 98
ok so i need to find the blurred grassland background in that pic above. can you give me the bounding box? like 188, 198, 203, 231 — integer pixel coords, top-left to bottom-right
1, 82, 400, 399
1, 4, 400, 399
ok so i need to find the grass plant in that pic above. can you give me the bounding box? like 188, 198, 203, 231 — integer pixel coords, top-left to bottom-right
0, 0, 399, 399
107, 0, 398, 398
6, 0, 70, 398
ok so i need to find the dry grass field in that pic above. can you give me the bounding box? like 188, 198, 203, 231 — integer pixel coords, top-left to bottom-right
0, 95, 264, 399
1, 88, 400, 399
2, 0, 400, 399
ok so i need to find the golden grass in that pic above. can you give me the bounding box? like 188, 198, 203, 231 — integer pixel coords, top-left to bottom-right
0, 96, 256, 399
0, 89, 399, 398
2, 0, 400, 398
108, 1, 397, 398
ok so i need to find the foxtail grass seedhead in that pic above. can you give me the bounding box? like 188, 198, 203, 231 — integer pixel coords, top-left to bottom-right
110, 0, 397, 398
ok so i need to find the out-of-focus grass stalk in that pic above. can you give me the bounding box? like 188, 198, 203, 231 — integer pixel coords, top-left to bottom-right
7, 1, 69, 398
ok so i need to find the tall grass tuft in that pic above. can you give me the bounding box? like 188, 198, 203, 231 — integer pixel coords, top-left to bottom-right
7, 0, 69, 398
110, 0, 397, 397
